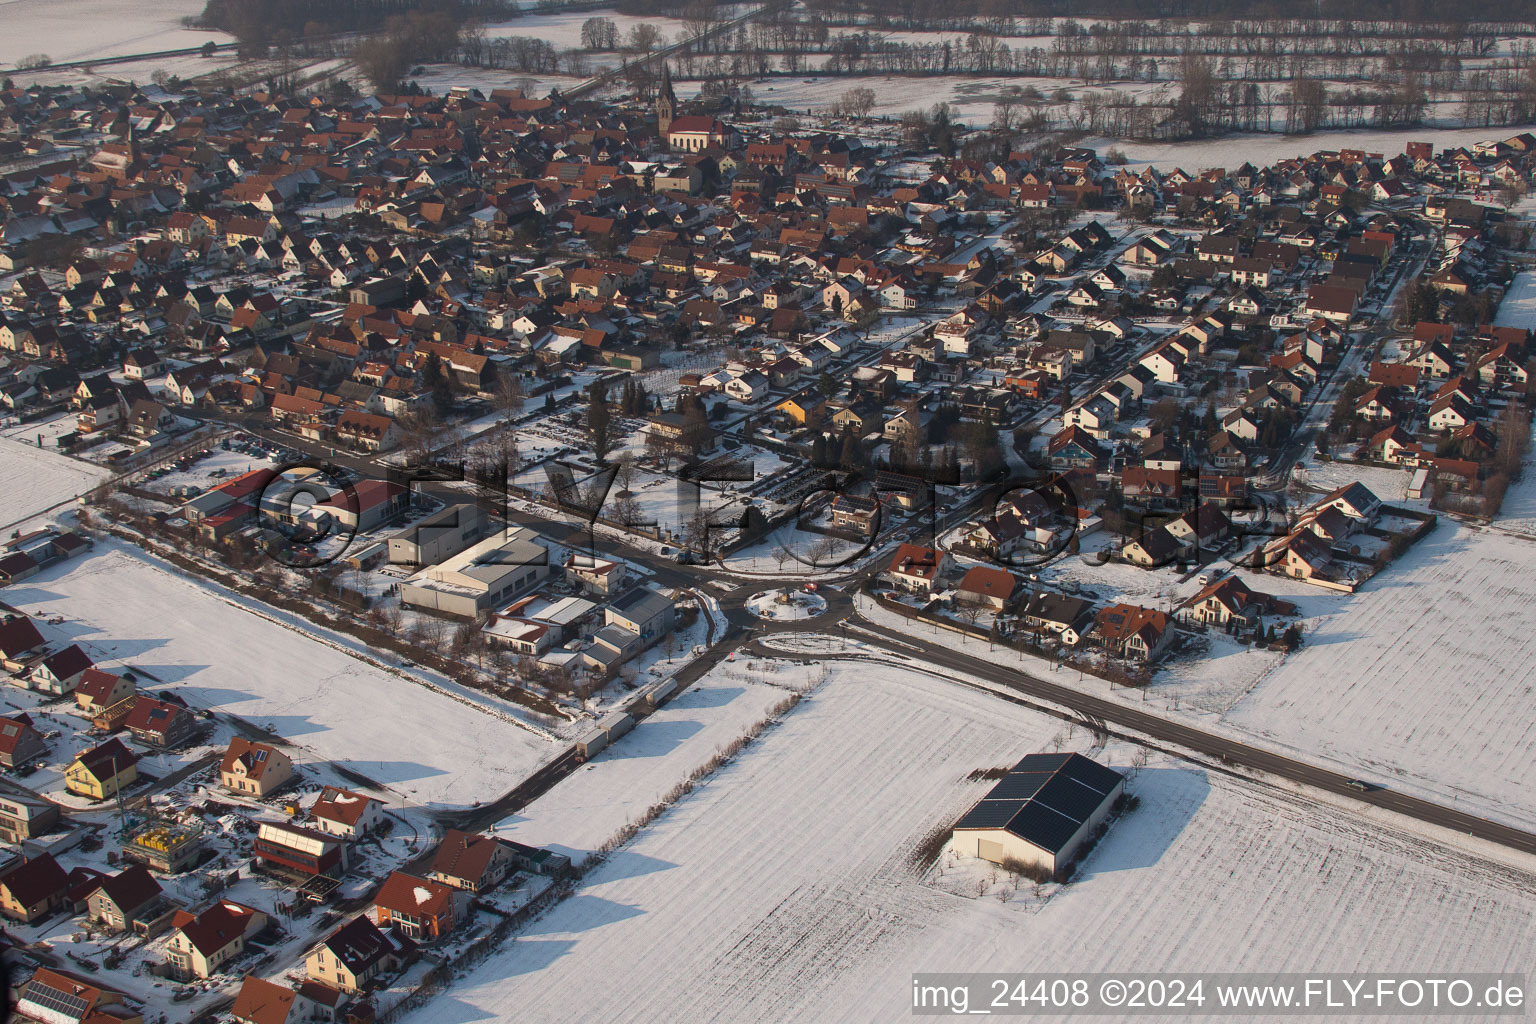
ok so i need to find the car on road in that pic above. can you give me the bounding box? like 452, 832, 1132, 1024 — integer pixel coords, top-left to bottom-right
1346, 779, 1372, 792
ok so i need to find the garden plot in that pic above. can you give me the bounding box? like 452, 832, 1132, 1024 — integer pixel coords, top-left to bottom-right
0, 410, 81, 448
3, 542, 562, 809
401, 657, 1536, 1024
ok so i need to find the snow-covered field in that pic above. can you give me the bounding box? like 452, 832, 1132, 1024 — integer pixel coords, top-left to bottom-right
1494, 422, 1536, 536
501, 658, 817, 864
0, 430, 109, 527
1219, 518, 1536, 824
1293, 459, 1422, 506
1080, 126, 1529, 172
1494, 270, 1536, 331
404, 658, 1536, 1023
0, 0, 226, 68
4, 542, 561, 808
857, 506, 1536, 832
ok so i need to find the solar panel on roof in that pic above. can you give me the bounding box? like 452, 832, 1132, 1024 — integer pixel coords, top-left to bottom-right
1009, 751, 1074, 774
1006, 801, 1081, 853
24, 984, 90, 1017
954, 799, 1021, 830
1031, 774, 1104, 826
985, 771, 1053, 801
954, 753, 1123, 853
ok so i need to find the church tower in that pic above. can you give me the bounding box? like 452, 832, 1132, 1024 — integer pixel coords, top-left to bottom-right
656, 63, 677, 138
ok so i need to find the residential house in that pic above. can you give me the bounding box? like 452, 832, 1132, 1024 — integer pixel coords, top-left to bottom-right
65, 737, 139, 800
0, 713, 46, 768
1094, 603, 1173, 661
955, 566, 1016, 611
305, 915, 409, 995
85, 866, 165, 933
123, 697, 199, 748
74, 670, 137, 715
30, 643, 94, 695
166, 901, 268, 980
886, 543, 950, 592
220, 738, 294, 796
429, 829, 517, 893
16, 969, 136, 1024
0, 852, 69, 922
374, 871, 456, 940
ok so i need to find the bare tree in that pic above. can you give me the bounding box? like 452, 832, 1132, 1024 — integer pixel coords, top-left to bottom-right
838, 86, 876, 118
628, 23, 663, 53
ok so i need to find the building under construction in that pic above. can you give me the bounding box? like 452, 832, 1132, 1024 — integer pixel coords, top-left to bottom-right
121, 816, 207, 873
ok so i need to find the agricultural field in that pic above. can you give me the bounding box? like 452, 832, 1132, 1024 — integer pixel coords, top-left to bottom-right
0, 429, 109, 529
0, 0, 226, 68
403, 657, 1536, 1023
504, 657, 821, 865
1217, 519, 1536, 829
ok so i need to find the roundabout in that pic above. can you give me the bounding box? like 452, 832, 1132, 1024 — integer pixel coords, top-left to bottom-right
745, 586, 829, 621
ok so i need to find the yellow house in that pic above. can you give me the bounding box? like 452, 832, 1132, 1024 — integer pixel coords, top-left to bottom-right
306, 915, 404, 994
166, 901, 267, 980
775, 396, 824, 427
220, 738, 294, 797
65, 738, 138, 800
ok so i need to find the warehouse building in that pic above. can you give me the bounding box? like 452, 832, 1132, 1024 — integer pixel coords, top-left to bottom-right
387, 503, 490, 567
399, 527, 550, 617
952, 752, 1124, 875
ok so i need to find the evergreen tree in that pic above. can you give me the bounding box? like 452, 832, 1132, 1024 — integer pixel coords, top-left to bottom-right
424, 354, 453, 415
839, 426, 861, 469
811, 433, 828, 467
588, 380, 612, 461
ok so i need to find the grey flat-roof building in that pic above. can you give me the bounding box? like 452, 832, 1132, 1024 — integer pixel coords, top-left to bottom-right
387, 503, 490, 567
603, 587, 675, 647
399, 528, 550, 618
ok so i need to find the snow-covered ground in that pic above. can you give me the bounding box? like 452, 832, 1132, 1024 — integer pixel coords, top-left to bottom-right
745, 587, 826, 620
1292, 459, 1423, 507
1494, 270, 1536, 331
1218, 519, 1536, 823
0, 429, 110, 528
1493, 420, 1536, 536
0, 0, 226, 68
500, 658, 819, 865
401, 657, 1536, 1023
1083, 126, 1528, 172
4, 542, 562, 808
856, 506, 1536, 832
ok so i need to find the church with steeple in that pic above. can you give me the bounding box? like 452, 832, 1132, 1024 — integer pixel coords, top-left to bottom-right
656, 62, 677, 136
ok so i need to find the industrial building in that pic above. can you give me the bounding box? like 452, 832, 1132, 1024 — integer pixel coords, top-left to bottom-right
398, 527, 551, 618
951, 752, 1124, 875
387, 503, 490, 567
